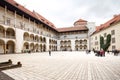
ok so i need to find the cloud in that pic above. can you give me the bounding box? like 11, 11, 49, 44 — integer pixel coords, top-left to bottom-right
15, 0, 120, 27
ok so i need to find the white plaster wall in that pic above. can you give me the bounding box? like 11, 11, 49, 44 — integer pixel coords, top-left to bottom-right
15, 28, 24, 53
0, 45, 4, 53
57, 40, 60, 51
46, 37, 49, 51
113, 23, 120, 50
87, 38, 89, 50
71, 39, 75, 51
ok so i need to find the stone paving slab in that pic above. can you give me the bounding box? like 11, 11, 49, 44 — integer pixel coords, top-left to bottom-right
0, 51, 120, 80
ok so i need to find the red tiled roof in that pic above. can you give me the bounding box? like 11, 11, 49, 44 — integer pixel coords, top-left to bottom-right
75, 19, 87, 22
74, 19, 87, 26
57, 26, 88, 32
5, 0, 37, 19
33, 11, 56, 29
93, 14, 120, 35
58, 19, 88, 32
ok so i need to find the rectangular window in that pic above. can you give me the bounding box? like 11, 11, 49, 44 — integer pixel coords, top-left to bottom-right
20, 22, 24, 29
95, 41, 98, 45
112, 45, 116, 50
6, 18, 10, 25
111, 30, 115, 35
112, 38, 115, 43
104, 33, 107, 37
95, 36, 97, 40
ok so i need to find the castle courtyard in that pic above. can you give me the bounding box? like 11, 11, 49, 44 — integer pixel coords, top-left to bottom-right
0, 51, 120, 80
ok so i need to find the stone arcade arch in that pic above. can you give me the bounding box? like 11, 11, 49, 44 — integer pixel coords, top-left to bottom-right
53, 46, 55, 51
30, 43, 34, 52
49, 45, 51, 50
35, 35, 39, 42
35, 44, 39, 52
40, 44, 42, 52
80, 45, 82, 50
75, 45, 79, 51
60, 40, 63, 44
40, 36, 42, 42
23, 42, 29, 52
75, 40, 79, 44
43, 44, 46, 52
84, 39, 87, 44
80, 40, 82, 44
49, 39, 51, 44
84, 45, 87, 49
23, 32, 29, 41
6, 28, 15, 39
60, 46, 63, 51
67, 46, 71, 51
55, 46, 57, 51
68, 40, 71, 44
30, 34, 34, 42
0, 25, 5, 38
0, 39, 5, 53
43, 37, 46, 43
64, 46, 67, 51
6, 40, 15, 53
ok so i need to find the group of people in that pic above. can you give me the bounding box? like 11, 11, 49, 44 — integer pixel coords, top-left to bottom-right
112, 49, 120, 56
93, 49, 105, 57
86, 49, 105, 57
27, 48, 120, 57
94, 49, 120, 57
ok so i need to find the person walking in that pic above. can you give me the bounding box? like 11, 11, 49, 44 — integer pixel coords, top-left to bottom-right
49, 50, 51, 56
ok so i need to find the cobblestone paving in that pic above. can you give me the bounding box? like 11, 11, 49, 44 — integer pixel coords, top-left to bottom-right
0, 51, 120, 80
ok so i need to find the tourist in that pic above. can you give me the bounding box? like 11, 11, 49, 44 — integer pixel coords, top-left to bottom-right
86, 50, 89, 54
100, 49, 105, 57
113, 49, 119, 56
49, 50, 51, 56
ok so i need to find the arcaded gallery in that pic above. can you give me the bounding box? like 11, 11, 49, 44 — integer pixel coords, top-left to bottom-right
0, 0, 95, 54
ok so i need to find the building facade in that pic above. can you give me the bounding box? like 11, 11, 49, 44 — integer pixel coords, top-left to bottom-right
90, 15, 120, 51
57, 19, 91, 51
0, 0, 94, 54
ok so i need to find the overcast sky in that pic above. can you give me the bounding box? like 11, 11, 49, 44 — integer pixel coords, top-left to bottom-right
15, 0, 120, 28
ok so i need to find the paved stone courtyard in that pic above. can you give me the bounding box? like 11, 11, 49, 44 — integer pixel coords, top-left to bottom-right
0, 51, 120, 80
